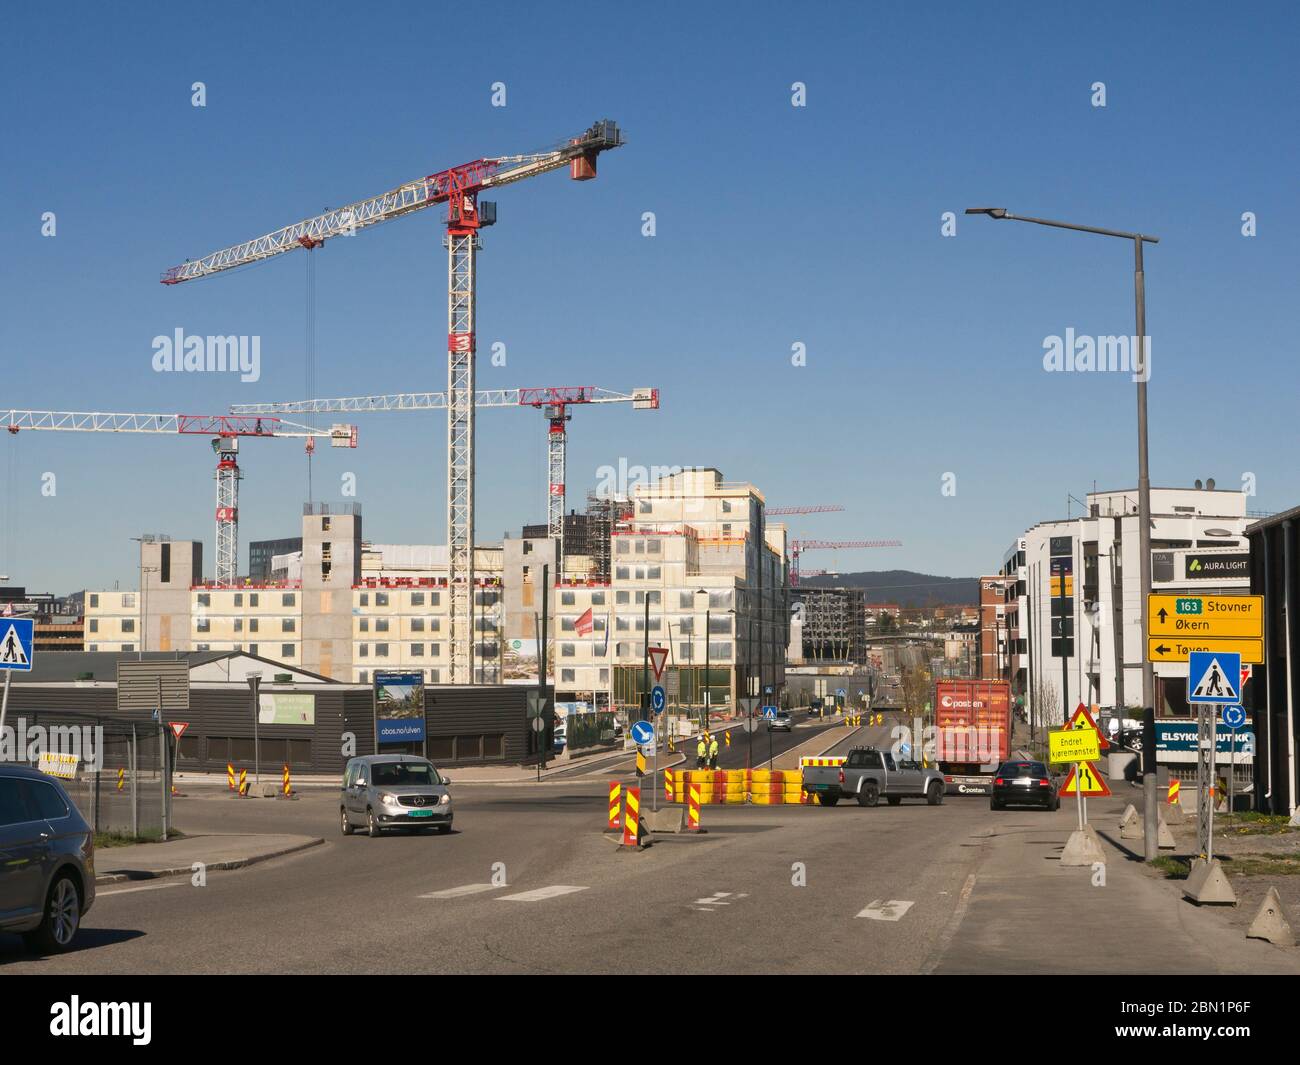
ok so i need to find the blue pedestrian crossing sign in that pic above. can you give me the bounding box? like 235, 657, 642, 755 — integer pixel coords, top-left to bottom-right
0, 618, 34, 671
762, 706, 777, 719
1188, 651, 1241, 705
1222, 705, 1247, 729
650, 685, 666, 713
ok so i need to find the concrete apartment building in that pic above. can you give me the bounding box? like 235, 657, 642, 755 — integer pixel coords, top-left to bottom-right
549, 468, 789, 711
998, 486, 1251, 726
80, 469, 792, 706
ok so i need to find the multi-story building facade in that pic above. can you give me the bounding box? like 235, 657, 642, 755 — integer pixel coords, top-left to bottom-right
1000, 486, 1251, 726
550, 468, 789, 712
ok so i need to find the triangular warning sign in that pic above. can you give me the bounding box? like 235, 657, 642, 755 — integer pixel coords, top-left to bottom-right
1066, 703, 1109, 749
0, 623, 30, 667
1060, 762, 1111, 797
647, 646, 669, 682
1191, 656, 1239, 702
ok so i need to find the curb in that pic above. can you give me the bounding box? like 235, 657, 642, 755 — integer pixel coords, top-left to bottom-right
95, 837, 325, 885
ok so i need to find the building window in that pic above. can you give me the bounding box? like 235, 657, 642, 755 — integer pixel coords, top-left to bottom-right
375, 643, 389, 657
646, 539, 661, 554
249, 644, 258, 656
561, 591, 576, 606
410, 592, 424, 606
561, 643, 575, 657
282, 593, 295, 607
678, 617, 694, 634
234, 593, 243, 607
88, 619, 98, 633
561, 669, 575, 683
282, 618, 296, 633
360, 619, 369, 633
281, 644, 295, 658
359, 593, 369, 606
593, 644, 606, 657
234, 618, 243, 632
591, 591, 605, 606
430, 644, 441, 656
122, 594, 135, 608
411, 618, 425, 632
561, 618, 575, 632
411, 644, 424, 656
359, 645, 369, 658
87, 643, 98, 652
358, 670, 369, 684
376, 592, 389, 607
647, 566, 661, 579
430, 592, 440, 606
375, 619, 389, 633
120, 618, 134, 633
250, 593, 259, 607
639, 501, 652, 514
249, 619, 259, 633
197, 593, 210, 607
428, 669, 440, 683
89, 594, 99, 608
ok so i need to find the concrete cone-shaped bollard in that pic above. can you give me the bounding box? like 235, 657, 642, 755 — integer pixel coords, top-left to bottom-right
1157, 816, 1176, 850
1164, 801, 1186, 825
1120, 805, 1142, 840
1182, 857, 1238, 905
1060, 828, 1107, 866
1247, 887, 1295, 947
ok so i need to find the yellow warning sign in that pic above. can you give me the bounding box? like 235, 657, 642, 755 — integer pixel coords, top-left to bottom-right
1060, 761, 1111, 797
1049, 727, 1100, 764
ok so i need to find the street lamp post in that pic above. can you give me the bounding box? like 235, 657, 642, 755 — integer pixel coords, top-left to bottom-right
247, 671, 262, 786
966, 208, 1159, 860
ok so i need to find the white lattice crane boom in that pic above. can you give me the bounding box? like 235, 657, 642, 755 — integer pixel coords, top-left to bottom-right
231, 385, 658, 575
767, 505, 845, 516
164, 119, 623, 683
788, 538, 903, 587
3, 410, 357, 587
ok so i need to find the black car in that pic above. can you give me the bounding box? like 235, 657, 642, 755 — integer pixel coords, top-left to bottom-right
989, 760, 1060, 811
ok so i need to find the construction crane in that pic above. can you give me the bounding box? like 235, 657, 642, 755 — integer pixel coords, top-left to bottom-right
767, 505, 845, 516
789, 539, 902, 587
232, 384, 657, 576
163, 119, 624, 684
2, 410, 357, 587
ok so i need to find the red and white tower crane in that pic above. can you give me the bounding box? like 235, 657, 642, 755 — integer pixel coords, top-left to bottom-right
2, 410, 357, 587
767, 505, 845, 516
232, 384, 657, 576
788, 539, 903, 587
163, 119, 623, 683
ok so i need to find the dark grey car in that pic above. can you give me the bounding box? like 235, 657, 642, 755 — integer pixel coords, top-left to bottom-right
341, 755, 453, 837
0, 765, 96, 953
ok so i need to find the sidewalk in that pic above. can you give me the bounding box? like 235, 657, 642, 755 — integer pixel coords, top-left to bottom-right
95, 833, 323, 885
930, 780, 1300, 974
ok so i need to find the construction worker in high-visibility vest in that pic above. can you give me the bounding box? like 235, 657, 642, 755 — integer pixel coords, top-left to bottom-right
696, 734, 708, 769
708, 733, 720, 769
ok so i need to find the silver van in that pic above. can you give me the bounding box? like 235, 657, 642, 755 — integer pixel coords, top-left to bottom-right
341, 755, 453, 837
0, 765, 96, 953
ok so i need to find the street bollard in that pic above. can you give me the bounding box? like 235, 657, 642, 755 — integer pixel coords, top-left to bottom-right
607, 781, 621, 829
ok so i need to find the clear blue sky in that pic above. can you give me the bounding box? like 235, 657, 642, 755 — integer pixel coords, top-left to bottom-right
2, 0, 1297, 593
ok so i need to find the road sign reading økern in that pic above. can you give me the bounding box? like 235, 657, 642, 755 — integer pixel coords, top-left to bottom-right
647, 646, 668, 682
1188, 651, 1242, 705
1060, 761, 1111, 797
1146, 594, 1265, 664
0, 618, 34, 671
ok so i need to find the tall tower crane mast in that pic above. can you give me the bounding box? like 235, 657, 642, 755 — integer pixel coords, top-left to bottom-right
3, 410, 357, 587
232, 385, 659, 575
164, 119, 623, 683
788, 538, 903, 587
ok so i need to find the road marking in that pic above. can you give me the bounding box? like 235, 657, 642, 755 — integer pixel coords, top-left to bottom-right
419, 883, 501, 899
692, 891, 749, 907
856, 899, 915, 921
496, 885, 588, 902
98, 882, 185, 897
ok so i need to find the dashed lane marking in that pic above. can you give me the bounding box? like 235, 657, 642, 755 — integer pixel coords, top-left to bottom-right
496, 885, 589, 902
856, 899, 915, 921
418, 883, 501, 899
98, 882, 185, 897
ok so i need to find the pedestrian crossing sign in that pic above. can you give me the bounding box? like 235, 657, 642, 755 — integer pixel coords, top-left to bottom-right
1187, 651, 1241, 705
0, 618, 34, 671
1059, 761, 1111, 797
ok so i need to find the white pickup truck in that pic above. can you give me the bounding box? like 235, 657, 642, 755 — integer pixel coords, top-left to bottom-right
802, 746, 947, 807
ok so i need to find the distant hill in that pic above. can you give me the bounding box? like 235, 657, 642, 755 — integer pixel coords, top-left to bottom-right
798, 570, 978, 608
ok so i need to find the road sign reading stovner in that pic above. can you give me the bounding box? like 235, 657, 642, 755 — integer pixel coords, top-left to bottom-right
1048, 727, 1101, 764
1146, 594, 1265, 664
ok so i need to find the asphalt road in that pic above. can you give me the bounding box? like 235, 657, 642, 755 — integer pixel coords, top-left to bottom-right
0, 774, 1000, 974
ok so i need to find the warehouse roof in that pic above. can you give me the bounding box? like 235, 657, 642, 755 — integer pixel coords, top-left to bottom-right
14, 650, 338, 686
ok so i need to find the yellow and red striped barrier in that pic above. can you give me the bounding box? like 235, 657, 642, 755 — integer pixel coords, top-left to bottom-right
238, 768, 248, 797
622, 786, 641, 847
608, 781, 621, 829
687, 782, 702, 831
227, 762, 236, 791
1167, 779, 1181, 805
282, 763, 292, 797
117, 768, 125, 792
725, 730, 731, 748
664, 767, 674, 802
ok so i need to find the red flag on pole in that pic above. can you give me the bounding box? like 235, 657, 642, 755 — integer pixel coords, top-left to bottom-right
575, 607, 594, 636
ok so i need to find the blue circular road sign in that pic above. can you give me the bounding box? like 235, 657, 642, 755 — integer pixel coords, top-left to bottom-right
631, 720, 655, 745
650, 685, 666, 713
1222, 705, 1247, 729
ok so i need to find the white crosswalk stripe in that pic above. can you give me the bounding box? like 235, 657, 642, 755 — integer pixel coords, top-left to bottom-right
496, 885, 588, 902
418, 883, 501, 899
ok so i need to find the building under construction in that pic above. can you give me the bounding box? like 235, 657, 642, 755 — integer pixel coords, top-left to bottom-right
792, 586, 868, 665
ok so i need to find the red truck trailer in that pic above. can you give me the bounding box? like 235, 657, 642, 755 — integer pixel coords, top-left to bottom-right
934, 679, 1011, 796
